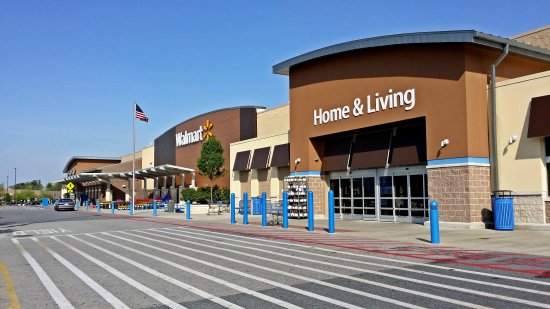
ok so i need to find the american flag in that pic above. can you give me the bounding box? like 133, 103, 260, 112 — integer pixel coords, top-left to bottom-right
135, 104, 149, 122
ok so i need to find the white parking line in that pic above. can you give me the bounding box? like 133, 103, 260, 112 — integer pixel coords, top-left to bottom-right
164, 227, 550, 297
31, 237, 129, 309
11, 238, 74, 309
111, 231, 423, 309
50, 236, 186, 309
83, 234, 302, 309
147, 229, 489, 309
173, 226, 550, 287
69, 235, 244, 309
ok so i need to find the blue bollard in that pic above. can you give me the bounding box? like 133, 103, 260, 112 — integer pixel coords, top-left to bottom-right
230, 193, 236, 224
85, 200, 89, 210
130, 201, 134, 216
282, 191, 288, 229
430, 200, 440, 244
307, 191, 314, 232
76, 200, 80, 210
186, 200, 191, 221
97, 199, 100, 213
153, 200, 157, 216
328, 190, 335, 234
243, 192, 248, 225
111, 201, 115, 214
261, 192, 267, 227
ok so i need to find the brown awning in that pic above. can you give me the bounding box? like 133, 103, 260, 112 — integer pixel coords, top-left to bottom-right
250, 147, 271, 169
233, 151, 251, 171
390, 124, 427, 166
270, 144, 290, 167
350, 130, 392, 170
322, 136, 352, 172
528, 95, 550, 138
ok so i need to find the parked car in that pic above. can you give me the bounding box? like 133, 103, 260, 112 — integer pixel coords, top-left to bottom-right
54, 198, 75, 211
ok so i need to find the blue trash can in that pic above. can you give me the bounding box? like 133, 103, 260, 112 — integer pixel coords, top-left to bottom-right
492, 191, 514, 231
252, 198, 262, 215
42, 198, 49, 206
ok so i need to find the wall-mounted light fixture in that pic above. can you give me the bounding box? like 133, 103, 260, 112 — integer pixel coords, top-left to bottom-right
508, 135, 517, 145
440, 139, 450, 148
294, 158, 301, 164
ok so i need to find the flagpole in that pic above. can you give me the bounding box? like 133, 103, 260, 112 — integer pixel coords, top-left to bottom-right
132, 102, 136, 216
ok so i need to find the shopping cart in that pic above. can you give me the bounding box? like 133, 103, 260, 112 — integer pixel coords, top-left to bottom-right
268, 200, 283, 226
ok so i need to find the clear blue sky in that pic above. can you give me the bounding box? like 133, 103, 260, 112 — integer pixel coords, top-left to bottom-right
1, 0, 549, 185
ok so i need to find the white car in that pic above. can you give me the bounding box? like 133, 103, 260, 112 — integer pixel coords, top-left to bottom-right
54, 198, 75, 211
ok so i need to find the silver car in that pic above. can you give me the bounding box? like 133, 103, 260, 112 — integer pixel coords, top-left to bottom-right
54, 198, 75, 211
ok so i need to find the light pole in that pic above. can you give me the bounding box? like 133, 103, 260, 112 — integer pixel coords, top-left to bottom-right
5, 175, 8, 205
14, 168, 16, 204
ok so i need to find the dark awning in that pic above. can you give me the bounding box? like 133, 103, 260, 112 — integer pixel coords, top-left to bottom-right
528, 95, 550, 138
350, 130, 392, 170
270, 144, 290, 167
250, 147, 271, 169
321, 136, 352, 172
233, 151, 251, 171
389, 124, 427, 166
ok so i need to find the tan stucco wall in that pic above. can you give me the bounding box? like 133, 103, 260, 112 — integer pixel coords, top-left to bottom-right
141, 145, 155, 190
512, 25, 550, 51
230, 132, 290, 199
257, 104, 289, 136
121, 151, 142, 163
496, 70, 550, 195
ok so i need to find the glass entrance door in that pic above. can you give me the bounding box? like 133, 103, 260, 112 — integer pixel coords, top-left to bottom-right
330, 167, 428, 223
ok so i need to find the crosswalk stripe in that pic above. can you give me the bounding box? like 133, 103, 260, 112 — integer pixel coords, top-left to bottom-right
112, 231, 424, 309
148, 229, 489, 309
31, 237, 130, 309
165, 227, 550, 297
174, 226, 550, 287
83, 234, 302, 309
50, 236, 186, 309
11, 238, 74, 309
69, 235, 244, 309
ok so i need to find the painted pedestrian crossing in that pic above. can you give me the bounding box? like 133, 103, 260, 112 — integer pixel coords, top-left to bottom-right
12, 226, 550, 308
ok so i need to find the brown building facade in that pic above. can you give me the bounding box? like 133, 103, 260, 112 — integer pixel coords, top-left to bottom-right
273, 30, 550, 226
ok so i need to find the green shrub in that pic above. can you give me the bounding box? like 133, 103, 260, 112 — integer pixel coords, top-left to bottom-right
180, 186, 230, 204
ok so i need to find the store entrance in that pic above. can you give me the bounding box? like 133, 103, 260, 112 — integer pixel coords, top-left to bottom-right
329, 166, 428, 223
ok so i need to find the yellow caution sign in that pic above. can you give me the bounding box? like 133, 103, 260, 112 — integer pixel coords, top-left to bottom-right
66, 182, 75, 193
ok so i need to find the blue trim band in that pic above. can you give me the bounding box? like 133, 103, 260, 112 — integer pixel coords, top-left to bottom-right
428, 157, 489, 166
291, 171, 321, 176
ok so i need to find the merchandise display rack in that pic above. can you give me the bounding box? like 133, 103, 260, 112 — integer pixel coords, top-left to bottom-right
284, 176, 308, 219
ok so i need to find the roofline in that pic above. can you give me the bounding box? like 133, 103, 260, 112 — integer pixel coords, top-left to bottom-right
63, 156, 121, 173
511, 25, 550, 39
272, 30, 550, 75
155, 105, 266, 142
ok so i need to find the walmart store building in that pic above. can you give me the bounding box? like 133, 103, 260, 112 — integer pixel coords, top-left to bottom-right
61, 29, 550, 228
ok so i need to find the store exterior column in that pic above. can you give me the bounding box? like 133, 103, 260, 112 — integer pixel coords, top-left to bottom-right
190, 172, 196, 188
105, 181, 112, 202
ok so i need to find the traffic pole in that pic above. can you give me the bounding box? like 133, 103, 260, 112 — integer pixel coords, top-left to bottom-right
230, 193, 236, 224
430, 200, 440, 244
282, 191, 288, 229
186, 200, 191, 221
307, 191, 314, 232
111, 201, 115, 214
261, 192, 267, 227
328, 190, 335, 233
243, 192, 248, 225
153, 200, 157, 216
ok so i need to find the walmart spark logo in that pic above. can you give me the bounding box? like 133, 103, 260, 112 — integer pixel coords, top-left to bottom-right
203, 120, 213, 140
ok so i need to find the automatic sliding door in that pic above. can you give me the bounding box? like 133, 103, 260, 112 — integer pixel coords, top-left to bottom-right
410, 174, 429, 223
379, 176, 394, 221
340, 178, 352, 219
363, 177, 376, 220
394, 175, 410, 223
329, 179, 341, 219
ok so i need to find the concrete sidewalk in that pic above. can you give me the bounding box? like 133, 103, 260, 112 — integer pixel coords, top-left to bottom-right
85, 206, 550, 257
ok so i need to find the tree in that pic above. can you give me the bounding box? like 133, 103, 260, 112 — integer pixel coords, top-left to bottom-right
196, 137, 225, 206
46, 182, 62, 191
